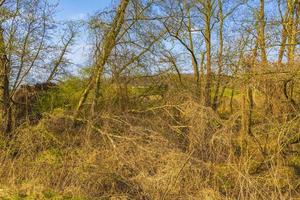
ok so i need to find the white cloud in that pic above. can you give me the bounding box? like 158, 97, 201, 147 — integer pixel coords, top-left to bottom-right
67, 40, 94, 66
68, 13, 88, 20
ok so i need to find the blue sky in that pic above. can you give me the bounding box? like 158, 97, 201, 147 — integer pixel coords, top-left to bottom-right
55, 0, 113, 21
52, 0, 114, 68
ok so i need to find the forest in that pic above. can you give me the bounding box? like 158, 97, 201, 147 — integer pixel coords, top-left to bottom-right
0, 0, 300, 199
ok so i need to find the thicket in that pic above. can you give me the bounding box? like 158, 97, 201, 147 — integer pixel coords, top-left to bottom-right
0, 68, 299, 199
0, 0, 300, 199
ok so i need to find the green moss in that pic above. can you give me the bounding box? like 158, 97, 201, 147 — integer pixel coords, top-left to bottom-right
1, 190, 87, 200
214, 165, 235, 193
36, 148, 62, 165
288, 155, 300, 176
222, 88, 238, 97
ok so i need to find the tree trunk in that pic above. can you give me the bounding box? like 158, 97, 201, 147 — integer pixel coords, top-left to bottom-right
229, 87, 234, 113
278, 8, 288, 65
259, 0, 267, 64
185, 0, 200, 97
0, 26, 12, 135
258, 0, 273, 114
204, 0, 212, 107
287, 0, 299, 64
199, 51, 206, 99
75, 0, 130, 118
212, 0, 224, 110
91, 0, 129, 117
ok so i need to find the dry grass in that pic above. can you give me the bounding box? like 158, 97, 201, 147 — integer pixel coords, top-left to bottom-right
0, 75, 299, 199
0, 97, 299, 199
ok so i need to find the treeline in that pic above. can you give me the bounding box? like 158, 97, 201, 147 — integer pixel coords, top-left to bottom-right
1, 0, 299, 135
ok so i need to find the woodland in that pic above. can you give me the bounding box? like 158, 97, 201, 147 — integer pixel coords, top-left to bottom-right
0, 0, 300, 199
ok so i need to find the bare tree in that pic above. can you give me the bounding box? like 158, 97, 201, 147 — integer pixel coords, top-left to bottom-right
0, 0, 75, 134
196, 0, 216, 107
258, 0, 267, 64
47, 23, 77, 82
161, 0, 201, 97
75, 0, 130, 118
287, 0, 299, 64
212, 0, 242, 110
277, 0, 289, 64
0, 24, 11, 134
185, 0, 200, 96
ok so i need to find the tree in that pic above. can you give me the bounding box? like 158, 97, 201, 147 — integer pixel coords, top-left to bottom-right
286, 0, 299, 64
197, 0, 215, 107
47, 23, 77, 82
185, 0, 200, 96
258, 0, 267, 64
75, 0, 130, 118
212, 0, 242, 110
0, 0, 75, 135
277, 0, 289, 64
161, 0, 201, 97
0, 24, 11, 134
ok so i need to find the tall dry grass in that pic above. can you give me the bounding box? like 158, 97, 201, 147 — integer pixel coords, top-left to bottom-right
0, 70, 299, 199
0, 93, 299, 199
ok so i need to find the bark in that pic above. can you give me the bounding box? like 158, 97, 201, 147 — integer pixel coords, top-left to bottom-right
258, 0, 273, 113
184, 0, 200, 96
241, 38, 258, 153
199, 51, 206, 99
203, 0, 213, 107
278, 7, 289, 64
75, 0, 130, 118
287, 0, 299, 64
0, 26, 11, 135
91, 0, 129, 117
229, 87, 234, 113
212, 0, 224, 110
258, 0, 267, 63
283, 79, 297, 111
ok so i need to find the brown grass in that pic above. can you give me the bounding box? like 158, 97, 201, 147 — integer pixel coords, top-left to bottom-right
0, 73, 300, 199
